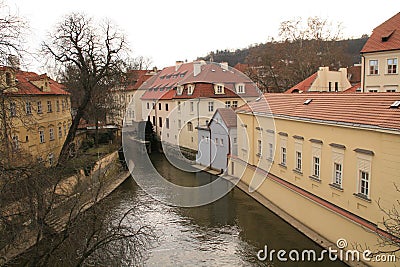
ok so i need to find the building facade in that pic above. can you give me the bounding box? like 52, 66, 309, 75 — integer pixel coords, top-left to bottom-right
139, 61, 260, 152
1, 66, 72, 166
196, 108, 237, 172
229, 93, 400, 266
361, 12, 400, 92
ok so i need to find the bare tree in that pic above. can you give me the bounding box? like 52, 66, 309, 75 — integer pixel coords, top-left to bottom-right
247, 17, 351, 92
42, 13, 129, 163
0, 1, 27, 63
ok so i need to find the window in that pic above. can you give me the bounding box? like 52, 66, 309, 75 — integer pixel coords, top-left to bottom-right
12, 135, 19, 151
61, 100, 65, 111
56, 100, 60, 112
368, 89, 378, 92
159, 117, 162, 128
159, 103, 162, 110
313, 157, 320, 178
187, 122, 193, 131
328, 82, 332, 92
166, 118, 170, 129
39, 129, 45, 143
369, 60, 378, 75
58, 126, 62, 138
281, 147, 287, 166
10, 102, 16, 117
387, 58, 398, 74
152, 116, 156, 125
37, 101, 42, 114
237, 84, 245, 93
208, 102, 214, 112
216, 138, 219, 145
334, 82, 339, 92
359, 171, 370, 197
190, 102, 194, 113
178, 119, 181, 128
233, 137, 237, 144
221, 138, 224, 146
225, 101, 231, 108
26, 101, 32, 115
147, 102, 150, 109
63, 124, 67, 136
165, 103, 169, 111
177, 86, 183, 95
48, 153, 54, 166
178, 101, 181, 111
257, 140, 262, 156
232, 101, 238, 108
216, 85, 223, 94
49, 128, 55, 141
188, 85, 194, 95
47, 101, 52, 113
296, 151, 302, 171
333, 163, 342, 187
386, 89, 397, 92
268, 143, 273, 160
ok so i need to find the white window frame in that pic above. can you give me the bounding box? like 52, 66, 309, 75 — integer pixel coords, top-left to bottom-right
49, 128, 55, 141
369, 60, 378, 75
333, 163, 342, 187
208, 101, 214, 112
387, 58, 398, 74
296, 151, 302, 171
232, 101, 238, 108
313, 156, 320, 178
225, 101, 231, 108
26, 101, 32, 115
39, 129, 45, 143
37, 101, 42, 114
187, 85, 194, 95
47, 100, 52, 113
236, 83, 245, 94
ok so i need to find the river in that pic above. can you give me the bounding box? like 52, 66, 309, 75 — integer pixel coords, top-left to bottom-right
108, 153, 346, 266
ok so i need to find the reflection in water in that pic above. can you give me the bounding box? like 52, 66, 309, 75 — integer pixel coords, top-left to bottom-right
108, 153, 346, 266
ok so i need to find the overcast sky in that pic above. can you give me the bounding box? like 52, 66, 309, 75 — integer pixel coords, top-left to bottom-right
10, 0, 400, 72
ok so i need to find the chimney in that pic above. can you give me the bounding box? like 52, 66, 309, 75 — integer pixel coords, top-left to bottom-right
220, 62, 229, 71
193, 60, 206, 77
175, 60, 183, 71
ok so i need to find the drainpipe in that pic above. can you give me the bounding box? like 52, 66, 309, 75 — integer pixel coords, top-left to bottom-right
361, 54, 366, 93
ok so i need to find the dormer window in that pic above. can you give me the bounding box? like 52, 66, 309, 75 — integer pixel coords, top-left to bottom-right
177, 85, 183, 95
214, 84, 224, 94
236, 83, 245, 94
187, 84, 194, 95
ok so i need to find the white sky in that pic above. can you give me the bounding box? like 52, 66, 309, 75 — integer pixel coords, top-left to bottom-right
9, 0, 400, 73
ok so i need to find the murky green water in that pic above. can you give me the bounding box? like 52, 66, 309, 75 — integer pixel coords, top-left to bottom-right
109, 153, 347, 266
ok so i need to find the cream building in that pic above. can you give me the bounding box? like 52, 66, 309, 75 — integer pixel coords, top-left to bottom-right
0, 66, 72, 166
361, 12, 400, 92
286, 67, 352, 93
140, 61, 261, 152
229, 93, 400, 266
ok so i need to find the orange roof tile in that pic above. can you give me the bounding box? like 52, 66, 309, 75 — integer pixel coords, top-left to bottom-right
237, 93, 400, 132
4, 69, 69, 96
285, 73, 318, 93
361, 12, 400, 53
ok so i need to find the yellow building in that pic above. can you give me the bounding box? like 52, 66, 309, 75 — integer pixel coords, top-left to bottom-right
230, 93, 400, 266
0, 66, 72, 166
361, 12, 400, 92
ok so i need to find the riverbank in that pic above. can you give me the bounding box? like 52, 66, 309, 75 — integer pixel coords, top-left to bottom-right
193, 165, 365, 267
0, 151, 130, 266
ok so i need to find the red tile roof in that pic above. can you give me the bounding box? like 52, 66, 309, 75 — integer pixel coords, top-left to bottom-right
237, 93, 400, 132
285, 73, 318, 93
124, 70, 155, 91
5, 70, 70, 96
343, 82, 361, 93
347, 65, 361, 84
214, 108, 237, 128
141, 61, 260, 100
361, 12, 400, 53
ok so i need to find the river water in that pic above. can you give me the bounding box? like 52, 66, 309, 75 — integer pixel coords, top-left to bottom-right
109, 153, 346, 267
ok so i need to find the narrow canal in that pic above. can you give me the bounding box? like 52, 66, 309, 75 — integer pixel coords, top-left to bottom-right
109, 153, 347, 266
